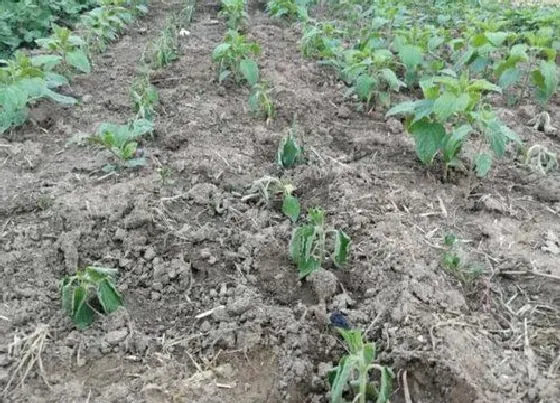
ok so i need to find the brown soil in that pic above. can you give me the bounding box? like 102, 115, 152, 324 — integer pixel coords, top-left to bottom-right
1, 1, 560, 402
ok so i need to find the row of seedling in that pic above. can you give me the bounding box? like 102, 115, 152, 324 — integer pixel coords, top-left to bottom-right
213, 0, 276, 122
61, 11, 187, 327
1, 0, 149, 134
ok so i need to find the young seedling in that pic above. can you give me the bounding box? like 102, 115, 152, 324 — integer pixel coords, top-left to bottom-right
35, 24, 91, 74
276, 117, 304, 168
211, 30, 260, 86
88, 118, 153, 171
61, 266, 124, 329
386, 71, 521, 179
152, 19, 178, 69
248, 82, 275, 123
130, 74, 158, 121
328, 328, 394, 403
219, 0, 248, 31
243, 176, 300, 222
441, 232, 484, 284
290, 208, 351, 278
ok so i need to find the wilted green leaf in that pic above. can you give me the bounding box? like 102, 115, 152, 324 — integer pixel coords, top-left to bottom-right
71, 285, 94, 329
277, 135, 303, 168
333, 230, 351, 268
282, 193, 300, 222
97, 278, 123, 314
377, 367, 394, 403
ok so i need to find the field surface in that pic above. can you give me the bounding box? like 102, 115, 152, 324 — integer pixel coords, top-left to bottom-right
1, 0, 560, 402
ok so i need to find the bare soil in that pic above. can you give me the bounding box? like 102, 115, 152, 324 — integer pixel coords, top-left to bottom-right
1, 1, 560, 402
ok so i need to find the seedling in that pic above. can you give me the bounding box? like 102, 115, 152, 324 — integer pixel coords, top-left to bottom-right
276, 117, 304, 168
156, 165, 174, 185
219, 0, 248, 31
441, 233, 484, 284
266, 0, 309, 21
61, 266, 124, 329
152, 19, 178, 69
248, 82, 275, 123
328, 328, 394, 403
88, 118, 153, 171
35, 24, 91, 74
243, 176, 300, 222
387, 72, 521, 179
290, 208, 351, 278
524, 144, 558, 175
211, 30, 260, 86
1, 51, 76, 134
130, 74, 158, 121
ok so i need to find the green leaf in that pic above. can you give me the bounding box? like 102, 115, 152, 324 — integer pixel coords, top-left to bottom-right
498, 68, 522, 89
380, 68, 405, 91
31, 54, 63, 70
122, 142, 138, 159
410, 119, 446, 165
333, 230, 351, 268
398, 44, 423, 68
442, 124, 471, 163
61, 278, 74, 316
66, 50, 91, 73
433, 92, 469, 121
474, 153, 492, 177
468, 79, 502, 93
282, 193, 300, 222
42, 88, 77, 105
485, 32, 509, 47
97, 278, 123, 314
71, 285, 94, 329
386, 100, 418, 117
211, 43, 231, 60
277, 135, 302, 168
356, 74, 376, 102
239, 58, 259, 86
132, 118, 154, 137
531, 61, 558, 104
330, 357, 353, 403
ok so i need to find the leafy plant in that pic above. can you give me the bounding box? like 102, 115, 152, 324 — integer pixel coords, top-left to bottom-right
244, 176, 300, 222
80, 0, 147, 52
441, 232, 484, 284
248, 81, 275, 123
339, 47, 406, 109
1, 51, 76, 134
219, 0, 248, 31
300, 21, 344, 59
61, 266, 124, 329
387, 72, 521, 179
151, 19, 177, 69
0, 0, 97, 58
88, 118, 153, 170
266, 0, 309, 22
130, 73, 158, 120
328, 328, 394, 403
35, 24, 91, 74
289, 208, 351, 278
211, 30, 260, 85
277, 117, 304, 167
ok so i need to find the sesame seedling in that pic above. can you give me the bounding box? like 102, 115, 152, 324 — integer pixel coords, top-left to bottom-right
329, 328, 394, 403
290, 208, 351, 278
243, 176, 300, 222
61, 266, 124, 329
